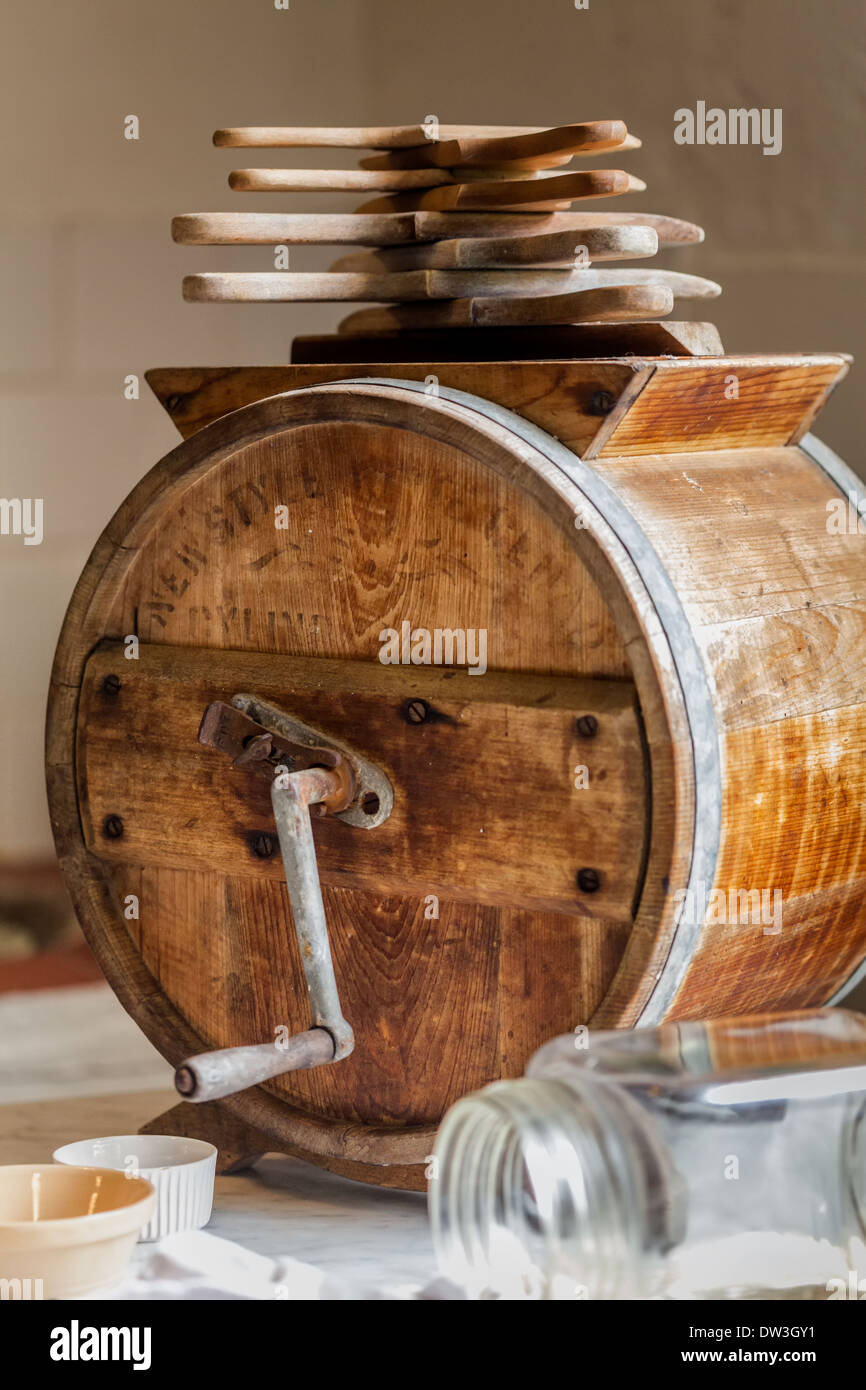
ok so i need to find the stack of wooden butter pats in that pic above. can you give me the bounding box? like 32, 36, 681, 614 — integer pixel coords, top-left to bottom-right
174, 121, 722, 355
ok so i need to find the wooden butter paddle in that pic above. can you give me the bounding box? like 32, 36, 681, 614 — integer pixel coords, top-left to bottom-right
227, 169, 645, 204
213, 122, 627, 150
181, 268, 718, 303
327, 225, 659, 270
358, 123, 639, 170
336, 284, 675, 331
171, 209, 703, 248
228, 168, 456, 192
358, 170, 646, 213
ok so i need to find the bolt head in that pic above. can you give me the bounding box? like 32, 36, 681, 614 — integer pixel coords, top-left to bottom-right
405, 699, 429, 725
577, 867, 601, 894
102, 814, 124, 840
589, 390, 615, 416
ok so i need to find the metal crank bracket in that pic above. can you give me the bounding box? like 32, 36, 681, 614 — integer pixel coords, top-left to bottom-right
174, 694, 393, 1103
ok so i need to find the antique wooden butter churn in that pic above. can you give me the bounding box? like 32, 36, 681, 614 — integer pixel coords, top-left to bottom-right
46, 120, 866, 1189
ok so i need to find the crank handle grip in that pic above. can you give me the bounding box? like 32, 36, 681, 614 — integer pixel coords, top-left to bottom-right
177, 721, 379, 1104
175, 1027, 336, 1103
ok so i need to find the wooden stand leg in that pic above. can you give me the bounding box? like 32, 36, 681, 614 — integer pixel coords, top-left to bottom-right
140, 1101, 267, 1174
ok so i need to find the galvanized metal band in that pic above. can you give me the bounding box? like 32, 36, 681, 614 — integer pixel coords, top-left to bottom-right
798, 432, 866, 1006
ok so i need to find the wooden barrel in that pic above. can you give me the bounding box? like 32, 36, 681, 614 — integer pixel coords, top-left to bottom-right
46, 369, 866, 1188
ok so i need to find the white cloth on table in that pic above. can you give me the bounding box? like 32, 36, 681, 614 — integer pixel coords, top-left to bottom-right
104, 1229, 463, 1300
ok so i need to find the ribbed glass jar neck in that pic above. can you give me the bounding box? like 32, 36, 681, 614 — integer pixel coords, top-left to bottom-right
430, 1074, 675, 1299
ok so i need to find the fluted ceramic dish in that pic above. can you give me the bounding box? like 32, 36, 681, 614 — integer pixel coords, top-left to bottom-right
53, 1136, 216, 1242
0, 1164, 155, 1297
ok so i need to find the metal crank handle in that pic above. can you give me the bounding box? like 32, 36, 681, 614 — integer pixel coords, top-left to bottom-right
269, 765, 355, 1060
175, 765, 356, 1103
175, 1028, 335, 1102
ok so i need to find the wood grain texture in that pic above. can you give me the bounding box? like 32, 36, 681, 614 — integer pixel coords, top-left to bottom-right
334, 285, 674, 332
228, 168, 456, 192
408, 210, 700, 245
171, 209, 703, 248
214, 124, 454, 148
596, 359, 849, 458
77, 644, 648, 920
357, 123, 634, 169
227, 168, 639, 198
589, 436, 866, 1018
46, 371, 865, 1184
356, 171, 646, 214
327, 226, 659, 270
146, 357, 844, 456
212, 123, 629, 151
180, 267, 716, 305
145, 360, 645, 454
594, 444, 864, 628
215, 123, 622, 149
49, 383, 683, 1182
360, 136, 642, 173
123, 866, 502, 1130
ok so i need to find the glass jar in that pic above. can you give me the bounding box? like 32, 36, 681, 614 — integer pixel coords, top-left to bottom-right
430, 1008, 866, 1300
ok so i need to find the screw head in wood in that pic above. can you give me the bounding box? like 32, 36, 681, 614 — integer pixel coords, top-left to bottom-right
577, 867, 601, 894
102, 814, 124, 840
575, 714, 599, 739
589, 390, 616, 416
405, 699, 429, 725
251, 832, 276, 859
101, 674, 121, 697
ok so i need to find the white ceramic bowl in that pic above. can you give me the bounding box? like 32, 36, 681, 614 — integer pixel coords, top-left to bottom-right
0, 1164, 155, 1297
53, 1135, 216, 1242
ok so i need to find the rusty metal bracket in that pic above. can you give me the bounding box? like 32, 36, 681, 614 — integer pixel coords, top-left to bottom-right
174, 695, 393, 1103
197, 695, 393, 827
230, 693, 393, 829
